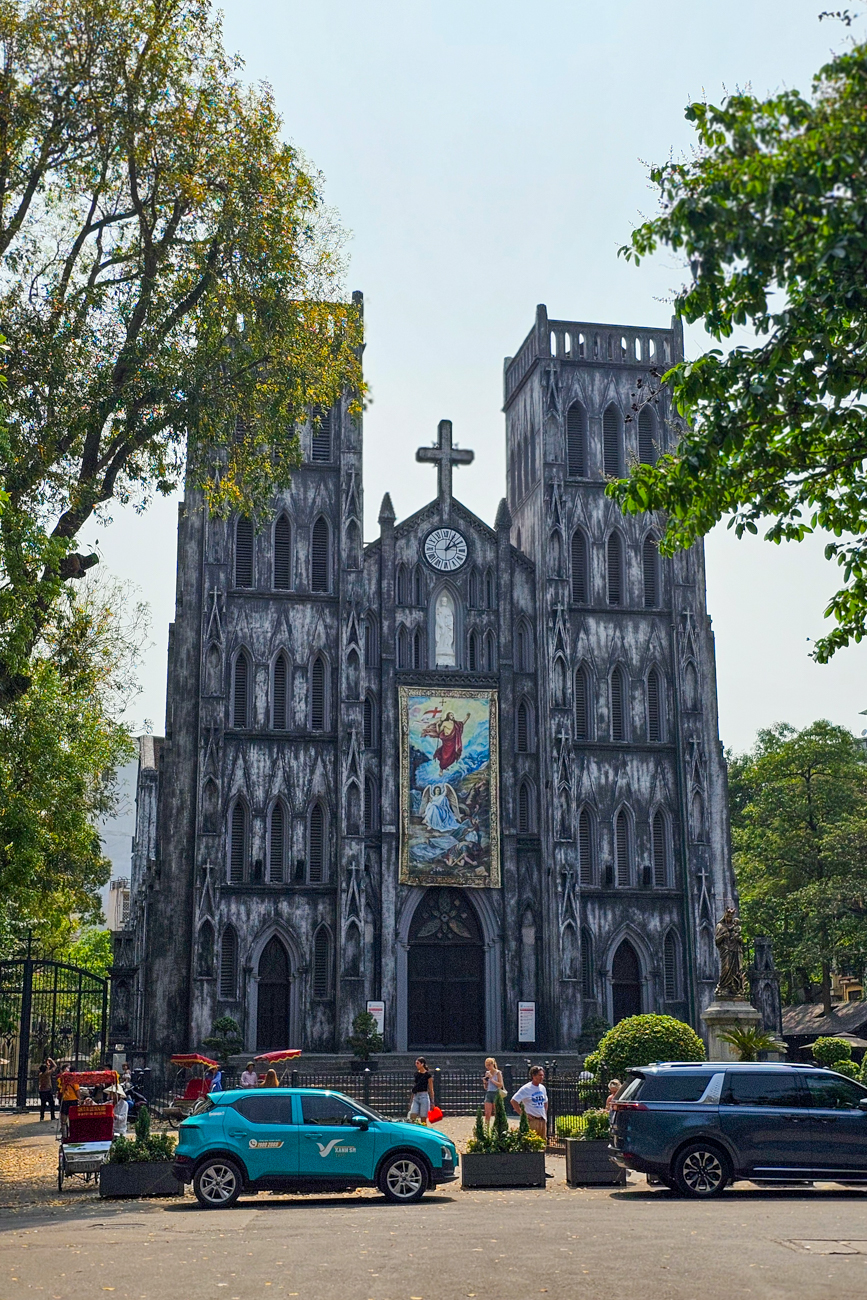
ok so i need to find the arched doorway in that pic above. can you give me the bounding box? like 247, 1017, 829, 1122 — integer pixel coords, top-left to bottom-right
256, 937, 291, 1050
611, 939, 642, 1023
408, 889, 484, 1049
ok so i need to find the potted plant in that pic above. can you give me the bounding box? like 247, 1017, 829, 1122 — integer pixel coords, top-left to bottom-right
564, 1108, 625, 1187
202, 1015, 243, 1066
100, 1107, 183, 1198
718, 1026, 784, 1062
461, 1093, 547, 1189
348, 1011, 384, 1073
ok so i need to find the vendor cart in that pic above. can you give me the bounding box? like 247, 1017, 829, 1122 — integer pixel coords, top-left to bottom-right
161, 1053, 218, 1128
57, 1070, 118, 1192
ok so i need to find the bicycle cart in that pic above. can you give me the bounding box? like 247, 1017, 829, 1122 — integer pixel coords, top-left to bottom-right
57, 1069, 118, 1192
161, 1053, 218, 1128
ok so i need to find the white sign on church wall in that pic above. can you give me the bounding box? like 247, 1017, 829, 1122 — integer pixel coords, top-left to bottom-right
366, 1001, 385, 1034
518, 1001, 536, 1043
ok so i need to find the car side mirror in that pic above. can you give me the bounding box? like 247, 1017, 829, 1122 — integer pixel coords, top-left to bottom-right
350, 1115, 370, 1130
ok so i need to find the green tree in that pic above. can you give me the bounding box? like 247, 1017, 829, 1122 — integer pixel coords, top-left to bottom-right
202, 1015, 243, 1063
0, 0, 363, 701
611, 35, 867, 662
732, 721, 867, 1013
592, 1015, 705, 1081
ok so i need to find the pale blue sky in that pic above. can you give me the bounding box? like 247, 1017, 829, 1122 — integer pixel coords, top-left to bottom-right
82, 0, 867, 754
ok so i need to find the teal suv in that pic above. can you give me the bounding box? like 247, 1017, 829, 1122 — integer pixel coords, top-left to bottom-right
172, 1088, 458, 1208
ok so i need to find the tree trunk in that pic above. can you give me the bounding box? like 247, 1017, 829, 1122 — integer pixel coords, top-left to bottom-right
821, 961, 833, 1017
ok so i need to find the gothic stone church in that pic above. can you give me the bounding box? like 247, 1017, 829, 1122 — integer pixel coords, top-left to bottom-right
114, 303, 734, 1058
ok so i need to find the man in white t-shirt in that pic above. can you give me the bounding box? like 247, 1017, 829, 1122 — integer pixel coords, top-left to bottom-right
511, 1066, 548, 1141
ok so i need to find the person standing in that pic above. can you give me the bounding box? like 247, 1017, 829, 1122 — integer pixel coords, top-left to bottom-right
37, 1057, 57, 1121
240, 1062, 258, 1088
205, 1066, 223, 1093
482, 1057, 503, 1122
409, 1057, 434, 1124
108, 1085, 129, 1137
260, 1069, 280, 1088
511, 1066, 548, 1141
605, 1079, 621, 1112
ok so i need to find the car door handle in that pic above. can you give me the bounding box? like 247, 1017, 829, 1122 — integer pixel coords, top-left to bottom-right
228, 1130, 246, 1138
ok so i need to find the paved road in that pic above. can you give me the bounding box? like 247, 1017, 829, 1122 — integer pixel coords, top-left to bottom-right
4, 1113, 867, 1299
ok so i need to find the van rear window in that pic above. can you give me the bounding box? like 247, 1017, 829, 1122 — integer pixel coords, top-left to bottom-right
618, 1075, 644, 1101
637, 1074, 714, 1102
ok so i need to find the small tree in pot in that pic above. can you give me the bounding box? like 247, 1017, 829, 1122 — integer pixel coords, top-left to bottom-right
565, 1107, 625, 1188
100, 1107, 182, 1198
348, 1011, 384, 1072
462, 1094, 546, 1188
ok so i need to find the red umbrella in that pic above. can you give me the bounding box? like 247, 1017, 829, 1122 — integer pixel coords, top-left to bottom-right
170, 1053, 219, 1069
252, 1049, 302, 1064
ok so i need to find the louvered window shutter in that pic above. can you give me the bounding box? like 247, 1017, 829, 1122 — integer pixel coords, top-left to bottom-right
269, 804, 285, 883
615, 811, 630, 885
233, 655, 248, 728
517, 701, 529, 752
664, 934, 677, 999
311, 518, 329, 592
273, 516, 291, 589
575, 667, 589, 741
652, 811, 667, 886
581, 927, 594, 997
272, 654, 287, 730
647, 668, 661, 741
312, 928, 330, 997
603, 407, 621, 477
566, 403, 586, 477
643, 535, 658, 608
311, 410, 332, 462
610, 668, 625, 742
638, 408, 656, 465
363, 696, 374, 747
578, 809, 593, 885
219, 928, 237, 999
607, 534, 623, 606
571, 530, 588, 604
468, 632, 478, 671
518, 782, 531, 833
235, 519, 254, 588
308, 805, 325, 882
310, 657, 326, 730
229, 804, 246, 883
364, 777, 376, 833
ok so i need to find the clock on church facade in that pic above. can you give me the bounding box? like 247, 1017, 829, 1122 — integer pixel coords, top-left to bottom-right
115, 302, 735, 1063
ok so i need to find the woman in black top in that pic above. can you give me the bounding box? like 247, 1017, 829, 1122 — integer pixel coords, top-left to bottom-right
408, 1057, 434, 1124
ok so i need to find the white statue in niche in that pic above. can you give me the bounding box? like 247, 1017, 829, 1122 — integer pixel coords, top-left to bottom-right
435, 591, 456, 666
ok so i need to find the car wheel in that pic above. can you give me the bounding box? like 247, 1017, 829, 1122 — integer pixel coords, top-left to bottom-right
672, 1143, 730, 1199
377, 1152, 429, 1203
193, 1157, 244, 1209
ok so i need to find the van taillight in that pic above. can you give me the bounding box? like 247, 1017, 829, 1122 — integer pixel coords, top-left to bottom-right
613, 1101, 648, 1111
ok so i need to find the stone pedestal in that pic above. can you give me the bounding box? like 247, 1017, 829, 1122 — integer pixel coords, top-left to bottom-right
701, 999, 762, 1062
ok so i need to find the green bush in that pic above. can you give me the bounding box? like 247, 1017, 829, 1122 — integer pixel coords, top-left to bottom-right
106, 1106, 176, 1165
592, 1014, 705, 1081
465, 1095, 545, 1154
812, 1036, 852, 1067
829, 1058, 860, 1080
578, 1108, 610, 1142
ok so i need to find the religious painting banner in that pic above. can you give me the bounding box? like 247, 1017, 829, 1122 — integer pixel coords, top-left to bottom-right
399, 686, 500, 888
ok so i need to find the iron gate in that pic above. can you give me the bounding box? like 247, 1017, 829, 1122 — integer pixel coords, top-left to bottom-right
0, 958, 108, 1108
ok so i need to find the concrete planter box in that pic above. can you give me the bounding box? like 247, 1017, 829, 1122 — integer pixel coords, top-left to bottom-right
461, 1152, 546, 1189
99, 1162, 184, 1198
565, 1139, 625, 1187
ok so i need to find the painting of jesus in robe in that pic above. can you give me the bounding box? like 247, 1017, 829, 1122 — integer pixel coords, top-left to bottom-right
399, 688, 500, 887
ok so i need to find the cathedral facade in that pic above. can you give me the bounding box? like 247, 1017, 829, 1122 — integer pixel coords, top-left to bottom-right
112, 303, 734, 1058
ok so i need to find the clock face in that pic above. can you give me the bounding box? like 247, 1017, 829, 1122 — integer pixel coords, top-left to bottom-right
424, 527, 468, 572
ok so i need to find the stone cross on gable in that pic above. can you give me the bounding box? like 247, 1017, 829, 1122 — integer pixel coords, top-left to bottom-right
416, 419, 474, 516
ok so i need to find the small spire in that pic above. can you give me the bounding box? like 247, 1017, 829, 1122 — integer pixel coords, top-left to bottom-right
378, 492, 395, 524
495, 498, 512, 532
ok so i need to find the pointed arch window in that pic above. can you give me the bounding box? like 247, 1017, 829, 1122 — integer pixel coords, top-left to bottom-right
484, 631, 496, 672
638, 407, 656, 465
219, 926, 238, 1000
647, 666, 662, 742
397, 625, 410, 669
610, 665, 627, 742
412, 565, 424, 606
229, 800, 247, 883
578, 807, 593, 885
516, 698, 533, 752
363, 694, 376, 748
308, 802, 327, 883
485, 568, 495, 608
272, 652, 289, 730
311, 409, 332, 462
312, 926, 332, 998
310, 517, 330, 593
575, 664, 591, 741
517, 779, 534, 833
515, 619, 533, 672
652, 809, 669, 887
396, 564, 409, 606
364, 615, 377, 666
571, 529, 589, 604
468, 567, 481, 607
364, 774, 377, 833
615, 809, 631, 886
234, 518, 254, 588
412, 627, 423, 670
553, 655, 567, 706
197, 920, 215, 978
607, 532, 623, 606
663, 931, 679, 1000
468, 629, 480, 671
566, 401, 587, 478
603, 405, 622, 477
268, 802, 285, 883
232, 652, 250, 728
643, 534, 659, 608
310, 655, 327, 731
581, 925, 594, 998
273, 514, 291, 589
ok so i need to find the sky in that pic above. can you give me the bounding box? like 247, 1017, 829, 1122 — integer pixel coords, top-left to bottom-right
81, 0, 867, 762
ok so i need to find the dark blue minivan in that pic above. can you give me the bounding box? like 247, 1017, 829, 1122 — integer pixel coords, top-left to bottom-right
610, 1062, 867, 1197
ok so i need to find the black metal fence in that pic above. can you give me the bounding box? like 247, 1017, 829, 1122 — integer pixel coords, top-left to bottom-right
545, 1075, 610, 1150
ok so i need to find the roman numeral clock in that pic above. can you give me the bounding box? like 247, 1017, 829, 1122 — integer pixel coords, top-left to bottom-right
424, 527, 468, 572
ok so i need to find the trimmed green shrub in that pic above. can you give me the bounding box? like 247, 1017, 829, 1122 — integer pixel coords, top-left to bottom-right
466, 1096, 545, 1154
592, 1014, 705, 1081
107, 1107, 176, 1165
348, 1011, 384, 1060
829, 1058, 860, 1080
812, 1036, 852, 1067
578, 1108, 610, 1142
